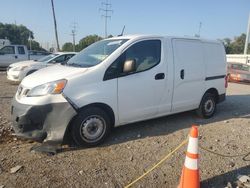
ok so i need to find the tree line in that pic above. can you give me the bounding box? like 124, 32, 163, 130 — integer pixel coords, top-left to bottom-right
221, 33, 250, 54
0, 22, 46, 51
1, 22, 249, 54
62, 34, 113, 52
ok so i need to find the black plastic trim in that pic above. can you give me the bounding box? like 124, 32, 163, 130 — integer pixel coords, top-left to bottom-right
205, 75, 225, 81
11, 97, 77, 144
217, 93, 226, 103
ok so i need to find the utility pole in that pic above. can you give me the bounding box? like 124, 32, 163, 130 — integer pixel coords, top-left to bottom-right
51, 0, 60, 51
29, 32, 32, 50
70, 22, 77, 52
244, 13, 250, 54
99, 0, 113, 38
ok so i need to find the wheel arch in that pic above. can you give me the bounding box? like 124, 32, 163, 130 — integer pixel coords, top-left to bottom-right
62, 102, 115, 145
204, 88, 219, 103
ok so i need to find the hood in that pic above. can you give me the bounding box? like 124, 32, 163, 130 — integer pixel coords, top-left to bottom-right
10, 60, 38, 67
21, 64, 88, 88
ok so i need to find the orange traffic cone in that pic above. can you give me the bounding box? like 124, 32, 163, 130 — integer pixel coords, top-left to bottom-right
178, 125, 200, 188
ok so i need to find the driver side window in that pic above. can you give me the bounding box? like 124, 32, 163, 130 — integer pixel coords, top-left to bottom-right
50, 55, 65, 63
125, 40, 161, 73
0, 46, 15, 54
104, 40, 161, 81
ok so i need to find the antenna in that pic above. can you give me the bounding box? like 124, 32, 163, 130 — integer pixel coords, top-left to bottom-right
195, 22, 202, 38
118, 25, 125, 36
99, 0, 113, 38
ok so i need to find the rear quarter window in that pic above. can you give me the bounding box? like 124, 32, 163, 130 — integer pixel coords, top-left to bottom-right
18, 46, 25, 54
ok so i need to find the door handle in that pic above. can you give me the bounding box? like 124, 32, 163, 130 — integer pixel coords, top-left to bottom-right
14, 55, 18, 59
155, 73, 165, 80
180, 69, 184, 79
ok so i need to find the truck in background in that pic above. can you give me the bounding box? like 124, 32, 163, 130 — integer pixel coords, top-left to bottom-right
0, 45, 50, 70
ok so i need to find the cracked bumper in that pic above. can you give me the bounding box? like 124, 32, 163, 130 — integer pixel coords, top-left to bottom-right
11, 97, 77, 144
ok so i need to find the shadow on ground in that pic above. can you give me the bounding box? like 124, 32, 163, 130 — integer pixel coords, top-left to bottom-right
201, 165, 250, 188
56, 93, 250, 154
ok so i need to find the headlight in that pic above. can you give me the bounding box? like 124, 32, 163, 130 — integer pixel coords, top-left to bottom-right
12, 66, 28, 71
27, 79, 67, 97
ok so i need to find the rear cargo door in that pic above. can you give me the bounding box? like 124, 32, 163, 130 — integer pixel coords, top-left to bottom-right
172, 39, 205, 112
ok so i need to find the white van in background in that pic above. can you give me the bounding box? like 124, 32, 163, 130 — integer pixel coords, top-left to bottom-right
11, 35, 227, 146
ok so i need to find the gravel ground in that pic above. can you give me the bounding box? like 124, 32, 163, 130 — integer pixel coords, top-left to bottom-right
0, 71, 249, 188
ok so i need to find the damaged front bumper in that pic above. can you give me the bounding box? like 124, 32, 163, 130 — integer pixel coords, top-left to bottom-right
11, 96, 77, 144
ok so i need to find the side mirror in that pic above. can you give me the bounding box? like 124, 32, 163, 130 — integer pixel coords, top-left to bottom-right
60, 61, 66, 65
123, 59, 136, 73
50, 60, 57, 64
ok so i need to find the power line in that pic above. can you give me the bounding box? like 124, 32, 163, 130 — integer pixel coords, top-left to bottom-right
99, 0, 113, 38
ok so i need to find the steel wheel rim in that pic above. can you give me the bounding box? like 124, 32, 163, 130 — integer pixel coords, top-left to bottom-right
80, 115, 106, 142
204, 99, 214, 115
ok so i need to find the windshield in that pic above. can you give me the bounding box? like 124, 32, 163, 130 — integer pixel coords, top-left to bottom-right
37, 54, 58, 62
67, 39, 128, 67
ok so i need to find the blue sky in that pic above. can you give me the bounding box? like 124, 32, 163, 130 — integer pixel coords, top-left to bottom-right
0, 0, 249, 49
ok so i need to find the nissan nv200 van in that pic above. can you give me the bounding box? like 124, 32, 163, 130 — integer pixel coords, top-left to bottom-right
11, 35, 227, 146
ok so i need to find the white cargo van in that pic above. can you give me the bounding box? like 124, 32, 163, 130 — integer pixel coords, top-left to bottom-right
11, 35, 227, 146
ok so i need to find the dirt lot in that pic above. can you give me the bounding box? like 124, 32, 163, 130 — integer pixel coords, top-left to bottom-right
0, 71, 249, 188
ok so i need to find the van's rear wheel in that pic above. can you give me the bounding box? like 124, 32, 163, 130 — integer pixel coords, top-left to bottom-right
71, 107, 111, 146
196, 93, 216, 118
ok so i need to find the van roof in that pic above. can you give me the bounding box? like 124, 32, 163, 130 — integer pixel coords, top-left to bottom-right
109, 34, 222, 44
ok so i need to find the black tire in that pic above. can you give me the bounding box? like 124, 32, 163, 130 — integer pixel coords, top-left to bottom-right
70, 107, 111, 146
196, 93, 216, 118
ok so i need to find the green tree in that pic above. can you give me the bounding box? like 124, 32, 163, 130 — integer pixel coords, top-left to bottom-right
0, 23, 34, 45
28, 40, 46, 51
62, 42, 73, 51
222, 33, 250, 54
77, 35, 102, 51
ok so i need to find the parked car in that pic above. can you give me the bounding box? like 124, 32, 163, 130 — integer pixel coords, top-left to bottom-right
227, 62, 250, 83
11, 35, 227, 146
7, 52, 77, 82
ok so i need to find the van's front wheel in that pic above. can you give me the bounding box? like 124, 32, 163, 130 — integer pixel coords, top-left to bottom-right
71, 107, 111, 146
196, 93, 216, 118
